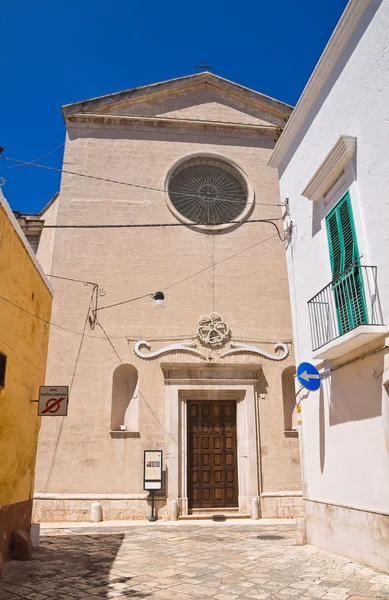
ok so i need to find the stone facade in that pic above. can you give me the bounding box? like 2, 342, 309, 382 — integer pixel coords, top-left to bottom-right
31, 73, 302, 521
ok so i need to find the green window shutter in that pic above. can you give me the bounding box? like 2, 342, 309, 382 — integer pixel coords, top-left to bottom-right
339, 197, 356, 270
326, 192, 367, 334
327, 212, 342, 277
326, 191, 358, 276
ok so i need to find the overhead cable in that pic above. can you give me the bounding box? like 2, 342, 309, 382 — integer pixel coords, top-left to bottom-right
0, 154, 284, 207
0, 143, 64, 171
97, 293, 152, 312
42, 218, 284, 238
96, 319, 124, 364
162, 231, 280, 292
46, 273, 98, 286
69, 290, 95, 391
0, 231, 280, 334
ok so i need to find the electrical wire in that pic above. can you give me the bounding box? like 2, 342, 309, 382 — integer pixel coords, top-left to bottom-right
97, 293, 152, 312
0, 143, 64, 171
75, 229, 283, 317
0, 231, 281, 335
46, 273, 98, 286
41, 290, 94, 492
0, 292, 98, 337
0, 153, 284, 207
0, 294, 53, 326
69, 295, 94, 391
162, 231, 280, 292
41, 217, 284, 234
96, 319, 124, 364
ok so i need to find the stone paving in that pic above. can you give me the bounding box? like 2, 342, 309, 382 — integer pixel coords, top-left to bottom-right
1, 521, 389, 600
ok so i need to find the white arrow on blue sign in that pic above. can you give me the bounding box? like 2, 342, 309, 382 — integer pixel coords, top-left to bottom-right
297, 362, 321, 391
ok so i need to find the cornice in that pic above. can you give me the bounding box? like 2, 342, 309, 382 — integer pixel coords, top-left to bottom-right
67, 112, 277, 135
63, 72, 293, 122
269, 0, 371, 170
302, 135, 357, 201
94, 81, 291, 121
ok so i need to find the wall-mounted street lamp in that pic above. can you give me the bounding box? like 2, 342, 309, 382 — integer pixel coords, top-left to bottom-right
89, 290, 167, 328
152, 291, 166, 309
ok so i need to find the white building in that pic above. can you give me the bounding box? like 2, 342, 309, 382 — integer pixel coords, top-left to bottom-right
269, 0, 389, 572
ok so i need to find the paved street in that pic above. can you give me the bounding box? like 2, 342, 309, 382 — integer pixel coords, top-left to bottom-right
1, 521, 389, 600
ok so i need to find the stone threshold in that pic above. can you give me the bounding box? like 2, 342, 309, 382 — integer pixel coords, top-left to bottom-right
179, 512, 250, 520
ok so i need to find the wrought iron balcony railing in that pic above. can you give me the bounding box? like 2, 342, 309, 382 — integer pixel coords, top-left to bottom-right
307, 265, 384, 352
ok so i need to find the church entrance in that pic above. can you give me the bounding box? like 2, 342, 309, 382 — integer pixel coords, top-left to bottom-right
187, 400, 238, 509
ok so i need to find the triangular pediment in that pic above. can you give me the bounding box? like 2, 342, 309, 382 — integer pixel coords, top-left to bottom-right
63, 73, 292, 127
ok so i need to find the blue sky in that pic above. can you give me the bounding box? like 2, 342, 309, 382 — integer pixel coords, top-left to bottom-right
1, 0, 348, 214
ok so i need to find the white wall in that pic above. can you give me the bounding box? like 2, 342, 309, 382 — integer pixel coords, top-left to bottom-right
278, 0, 389, 515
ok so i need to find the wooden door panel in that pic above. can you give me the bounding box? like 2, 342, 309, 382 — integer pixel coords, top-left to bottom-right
226, 454, 234, 466
187, 400, 238, 509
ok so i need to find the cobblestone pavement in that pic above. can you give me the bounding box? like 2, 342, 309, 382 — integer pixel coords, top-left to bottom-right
1, 522, 389, 600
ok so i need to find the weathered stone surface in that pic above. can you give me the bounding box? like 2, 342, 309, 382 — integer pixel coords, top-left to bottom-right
2, 522, 389, 598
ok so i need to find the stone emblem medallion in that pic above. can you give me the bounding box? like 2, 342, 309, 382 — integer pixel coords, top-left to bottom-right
197, 312, 230, 346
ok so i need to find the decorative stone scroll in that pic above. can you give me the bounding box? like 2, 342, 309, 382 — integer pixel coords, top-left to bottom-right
220, 342, 288, 361
134, 340, 207, 360
133, 313, 289, 361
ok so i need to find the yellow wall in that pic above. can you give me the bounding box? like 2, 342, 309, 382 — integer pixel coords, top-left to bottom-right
0, 201, 52, 509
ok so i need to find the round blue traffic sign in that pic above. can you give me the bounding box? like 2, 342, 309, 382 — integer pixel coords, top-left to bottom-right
297, 362, 321, 391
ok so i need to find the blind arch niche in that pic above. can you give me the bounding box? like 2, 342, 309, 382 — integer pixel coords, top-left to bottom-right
282, 366, 297, 432
111, 364, 139, 432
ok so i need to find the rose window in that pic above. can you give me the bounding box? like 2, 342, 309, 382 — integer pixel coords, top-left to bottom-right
167, 157, 249, 226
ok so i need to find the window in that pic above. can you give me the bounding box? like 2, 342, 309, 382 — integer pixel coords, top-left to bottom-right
326, 191, 367, 335
0, 352, 6, 388
111, 364, 139, 432
167, 156, 251, 227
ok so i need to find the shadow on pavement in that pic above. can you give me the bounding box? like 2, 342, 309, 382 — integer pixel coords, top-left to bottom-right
0, 530, 148, 599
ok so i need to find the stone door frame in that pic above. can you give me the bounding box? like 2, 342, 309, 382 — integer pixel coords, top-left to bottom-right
162, 363, 261, 517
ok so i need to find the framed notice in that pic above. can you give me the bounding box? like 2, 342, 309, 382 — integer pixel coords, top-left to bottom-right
144, 450, 163, 491
38, 386, 69, 416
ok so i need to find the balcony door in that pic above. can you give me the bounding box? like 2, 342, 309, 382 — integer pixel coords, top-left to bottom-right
326, 191, 367, 335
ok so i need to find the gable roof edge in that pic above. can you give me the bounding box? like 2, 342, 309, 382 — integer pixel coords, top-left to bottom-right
62, 72, 293, 121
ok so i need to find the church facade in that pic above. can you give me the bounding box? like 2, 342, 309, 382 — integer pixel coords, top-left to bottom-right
31, 73, 302, 521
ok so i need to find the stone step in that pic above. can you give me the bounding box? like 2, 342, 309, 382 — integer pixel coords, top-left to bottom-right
190, 507, 239, 512
179, 512, 250, 520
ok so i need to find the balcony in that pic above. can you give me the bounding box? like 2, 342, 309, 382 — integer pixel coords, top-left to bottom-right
308, 265, 385, 360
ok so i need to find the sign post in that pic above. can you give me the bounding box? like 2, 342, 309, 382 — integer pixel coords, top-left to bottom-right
296, 362, 321, 392
38, 386, 69, 416
144, 450, 162, 522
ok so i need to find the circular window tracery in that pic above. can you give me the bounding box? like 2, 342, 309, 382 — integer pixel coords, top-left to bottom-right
167, 157, 250, 228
